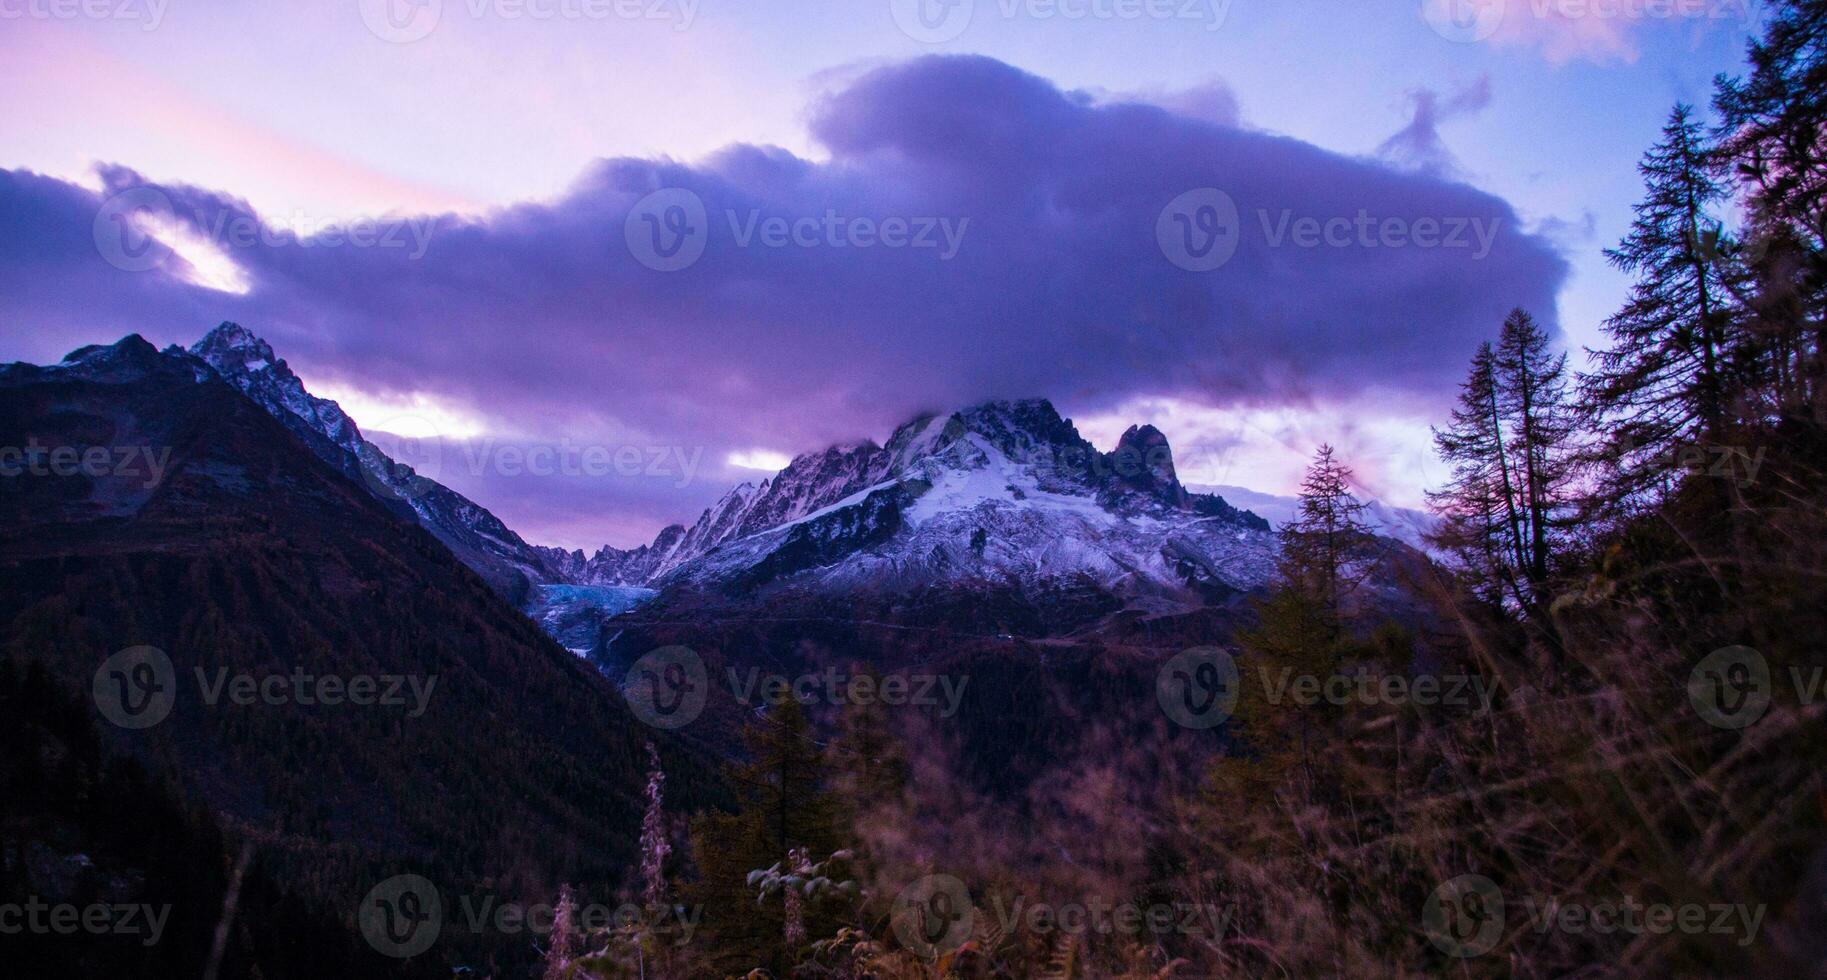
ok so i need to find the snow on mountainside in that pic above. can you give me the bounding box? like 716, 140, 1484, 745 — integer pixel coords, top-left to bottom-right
188, 323, 562, 599
569, 399, 1281, 628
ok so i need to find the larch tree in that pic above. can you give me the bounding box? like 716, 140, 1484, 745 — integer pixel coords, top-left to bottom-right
1278, 444, 1375, 639
1582, 104, 1739, 511
1429, 310, 1578, 631
1496, 309, 1578, 594
684, 696, 844, 975
1712, 0, 1827, 424
1428, 341, 1527, 609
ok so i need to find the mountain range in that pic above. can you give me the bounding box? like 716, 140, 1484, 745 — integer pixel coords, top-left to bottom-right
168, 324, 1294, 633
138, 324, 1442, 660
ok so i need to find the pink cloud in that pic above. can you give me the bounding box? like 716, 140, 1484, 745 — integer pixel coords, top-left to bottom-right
1420, 0, 1750, 65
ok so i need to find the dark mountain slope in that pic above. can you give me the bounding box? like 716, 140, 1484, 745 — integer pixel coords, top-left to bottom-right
0, 336, 725, 976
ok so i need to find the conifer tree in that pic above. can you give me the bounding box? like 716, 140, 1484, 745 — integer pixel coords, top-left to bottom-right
1278, 444, 1374, 637
1495, 309, 1577, 591
684, 696, 844, 975
826, 664, 910, 810
1582, 105, 1738, 508
1430, 311, 1576, 628
1429, 341, 1526, 608
1712, 0, 1827, 424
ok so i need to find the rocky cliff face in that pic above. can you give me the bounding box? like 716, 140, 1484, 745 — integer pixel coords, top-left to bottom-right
189, 322, 562, 600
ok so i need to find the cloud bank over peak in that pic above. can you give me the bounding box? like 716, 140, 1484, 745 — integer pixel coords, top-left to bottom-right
0, 54, 1566, 547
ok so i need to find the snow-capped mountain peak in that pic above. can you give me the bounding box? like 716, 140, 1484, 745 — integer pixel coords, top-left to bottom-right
192, 321, 278, 374
562, 397, 1280, 633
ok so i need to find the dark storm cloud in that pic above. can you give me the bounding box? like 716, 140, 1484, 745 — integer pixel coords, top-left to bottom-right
0, 55, 1565, 546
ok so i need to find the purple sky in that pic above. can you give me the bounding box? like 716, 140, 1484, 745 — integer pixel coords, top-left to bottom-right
0, 2, 1760, 549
